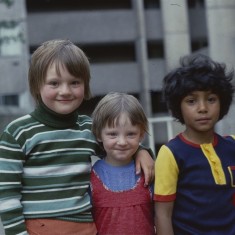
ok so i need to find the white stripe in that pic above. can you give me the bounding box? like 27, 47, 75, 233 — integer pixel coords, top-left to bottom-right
23, 163, 90, 176
4, 219, 24, 229
0, 170, 22, 173
31, 147, 95, 156
0, 198, 21, 211
35, 137, 97, 145
0, 146, 22, 152
21, 185, 88, 193
15, 124, 43, 140
22, 196, 82, 204
24, 201, 91, 214
9, 115, 30, 124
0, 158, 23, 163
16, 232, 28, 235
23, 129, 96, 154
0, 182, 21, 185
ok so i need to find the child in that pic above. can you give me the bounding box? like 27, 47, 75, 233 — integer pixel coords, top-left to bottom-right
90, 92, 156, 235
154, 54, 235, 235
0, 39, 154, 235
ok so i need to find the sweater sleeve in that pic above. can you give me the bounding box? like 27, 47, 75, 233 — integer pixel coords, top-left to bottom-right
0, 131, 28, 235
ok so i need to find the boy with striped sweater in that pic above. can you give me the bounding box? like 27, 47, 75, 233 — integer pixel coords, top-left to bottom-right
0, 39, 154, 235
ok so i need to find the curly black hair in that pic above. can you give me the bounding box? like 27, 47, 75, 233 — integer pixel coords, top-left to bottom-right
163, 54, 234, 124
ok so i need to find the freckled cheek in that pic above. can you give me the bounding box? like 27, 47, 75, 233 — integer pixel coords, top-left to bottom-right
74, 86, 85, 95
45, 92, 58, 101
40, 88, 57, 101
103, 140, 116, 148
78, 92, 85, 99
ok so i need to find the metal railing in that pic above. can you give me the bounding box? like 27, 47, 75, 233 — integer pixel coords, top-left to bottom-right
148, 116, 174, 156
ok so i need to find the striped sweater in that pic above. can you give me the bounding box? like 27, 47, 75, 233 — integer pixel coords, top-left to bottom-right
0, 103, 100, 235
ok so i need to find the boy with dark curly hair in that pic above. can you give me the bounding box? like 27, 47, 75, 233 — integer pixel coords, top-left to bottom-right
154, 54, 235, 235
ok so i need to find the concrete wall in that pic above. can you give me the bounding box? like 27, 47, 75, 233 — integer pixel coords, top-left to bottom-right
205, 0, 235, 135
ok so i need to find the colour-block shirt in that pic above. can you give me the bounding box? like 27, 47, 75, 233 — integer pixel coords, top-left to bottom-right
154, 133, 235, 235
91, 160, 155, 235
0, 103, 100, 235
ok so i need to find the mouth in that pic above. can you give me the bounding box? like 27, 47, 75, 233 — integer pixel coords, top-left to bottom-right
196, 118, 211, 123
57, 99, 73, 102
116, 148, 128, 151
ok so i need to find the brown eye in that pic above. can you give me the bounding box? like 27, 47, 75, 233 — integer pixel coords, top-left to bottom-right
185, 98, 195, 105
208, 96, 217, 103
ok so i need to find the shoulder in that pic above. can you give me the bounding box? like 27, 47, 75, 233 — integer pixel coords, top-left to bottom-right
223, 134, 235, 142
78, 114, 92, 123
93, 159, 105, 172
3, 114, 36, 135
213, 133, 235, 145
166, 134, 183, 147
77, 115, 92, 129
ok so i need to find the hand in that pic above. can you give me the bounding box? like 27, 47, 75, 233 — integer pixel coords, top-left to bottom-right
135, 149, 155, 186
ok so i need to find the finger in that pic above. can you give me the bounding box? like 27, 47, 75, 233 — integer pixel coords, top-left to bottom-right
144, 172, 151, 187
145, 167, 154, 186
151, 166, 155, 181
135, 162, 141, 175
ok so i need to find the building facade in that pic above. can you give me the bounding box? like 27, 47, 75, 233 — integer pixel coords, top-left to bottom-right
1, 0, 235, 141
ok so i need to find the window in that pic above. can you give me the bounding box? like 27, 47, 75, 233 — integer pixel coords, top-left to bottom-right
0, 95, 19, 106
26, 0, 132, 12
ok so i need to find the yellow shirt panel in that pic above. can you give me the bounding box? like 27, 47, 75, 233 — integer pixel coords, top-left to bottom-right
154, 145, 179, 197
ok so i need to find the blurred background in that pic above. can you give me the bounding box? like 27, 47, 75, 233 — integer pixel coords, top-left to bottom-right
0, 0, 235, 233
0, 0, 235, 154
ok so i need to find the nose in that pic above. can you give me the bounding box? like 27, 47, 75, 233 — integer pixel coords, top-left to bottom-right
59, 84, 71, 95
198, 100, 207, 113
117, 135, 127, 145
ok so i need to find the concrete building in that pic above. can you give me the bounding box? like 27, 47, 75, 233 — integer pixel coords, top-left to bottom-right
1, 0, 235, 150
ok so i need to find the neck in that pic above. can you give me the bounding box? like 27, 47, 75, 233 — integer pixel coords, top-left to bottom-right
30, 102, 78, 128
104, 156, 133, 167
182, 129, 214, 145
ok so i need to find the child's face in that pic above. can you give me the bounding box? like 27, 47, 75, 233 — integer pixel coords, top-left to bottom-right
181, 90, 220, 134
98, 113, 144, 166
40, 62, 85, 114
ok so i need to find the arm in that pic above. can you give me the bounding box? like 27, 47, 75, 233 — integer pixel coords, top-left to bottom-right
0, 132, 27, 235
154, 145, 178, 235
155, 201, 174, 235
135, 147, 155, 186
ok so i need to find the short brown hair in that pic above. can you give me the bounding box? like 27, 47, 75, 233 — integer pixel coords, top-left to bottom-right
28, 39, 91, 104
92, 92, 148, 140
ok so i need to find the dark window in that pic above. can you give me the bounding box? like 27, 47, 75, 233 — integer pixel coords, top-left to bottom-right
0, 95, 19, 106
187, 0, 204, 8
191, 40, 208, 52
26, 0, 132, 12
144, 0, 160, 9
151, 91, 167, 114
147, 41, 164, 59
83, 43, 135, 64
78, 96, 102, 116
